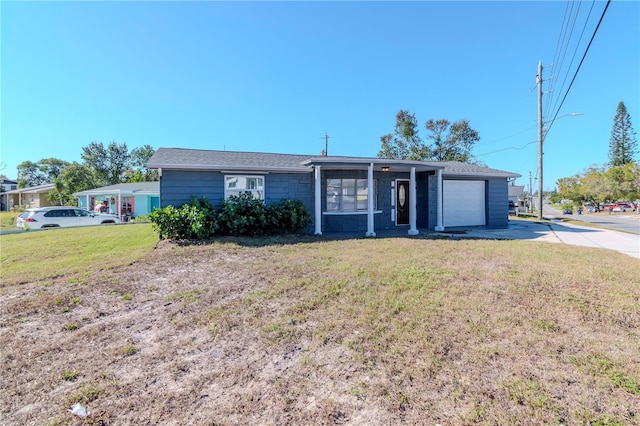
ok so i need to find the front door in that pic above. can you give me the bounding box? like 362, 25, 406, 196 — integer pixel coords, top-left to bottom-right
396, 180, 410, 225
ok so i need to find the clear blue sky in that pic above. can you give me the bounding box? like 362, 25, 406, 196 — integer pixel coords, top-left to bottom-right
2, 1, 638, 190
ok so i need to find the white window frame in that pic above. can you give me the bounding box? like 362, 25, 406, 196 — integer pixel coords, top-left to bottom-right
326, 178, 377, 212
224, 175, 265, 200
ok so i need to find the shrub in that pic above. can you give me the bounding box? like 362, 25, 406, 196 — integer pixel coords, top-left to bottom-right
148, 197, 218, 240
149, 195, 312, 239
218, 192, 270, 236
268, 198, 312, 233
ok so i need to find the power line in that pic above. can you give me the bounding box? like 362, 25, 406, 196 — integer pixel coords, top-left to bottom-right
475, 140, 537, 157
548, 0, 596, 120
546, 0, 582, 119
545, 0, 611, 137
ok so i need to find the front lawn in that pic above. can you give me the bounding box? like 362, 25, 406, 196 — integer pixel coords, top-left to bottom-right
1, 229, 638, 424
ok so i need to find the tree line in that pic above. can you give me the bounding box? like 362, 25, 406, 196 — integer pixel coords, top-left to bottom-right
555, 101, 639, 206
14, 142, 157, 206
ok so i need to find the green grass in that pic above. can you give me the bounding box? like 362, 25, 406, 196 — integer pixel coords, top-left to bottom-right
0, 223, 158, 286
0, 210, 20, 229
2, 230, 639, 424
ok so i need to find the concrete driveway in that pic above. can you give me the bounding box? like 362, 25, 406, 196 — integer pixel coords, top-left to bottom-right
456, 218, 640, 259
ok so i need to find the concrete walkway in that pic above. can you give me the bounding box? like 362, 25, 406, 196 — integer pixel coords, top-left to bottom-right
456, 218, 640, 259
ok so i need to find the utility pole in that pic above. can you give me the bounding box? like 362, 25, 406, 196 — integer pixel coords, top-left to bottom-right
537, 61, 544, 220
529, 171, 533, 214
324, 133, 330, 156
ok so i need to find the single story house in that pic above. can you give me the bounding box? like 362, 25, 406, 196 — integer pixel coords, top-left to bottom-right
74, 182, 160, 221
147, 148, 520, 236
2, 183, 56, 211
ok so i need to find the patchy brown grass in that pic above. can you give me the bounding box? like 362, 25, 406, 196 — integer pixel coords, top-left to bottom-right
1, 235, 639, 425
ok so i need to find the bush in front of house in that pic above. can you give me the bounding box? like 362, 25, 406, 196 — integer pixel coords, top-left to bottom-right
148, 197, 218, 240
217, 192, 270, 236
267, 198, 312, 234
148, 194, 311, 240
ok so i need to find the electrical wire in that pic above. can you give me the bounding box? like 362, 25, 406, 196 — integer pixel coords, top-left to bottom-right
547, 0, 596, 121
545, 0, 611, 138
475, 140, 537, 157
546, 0, 582, 120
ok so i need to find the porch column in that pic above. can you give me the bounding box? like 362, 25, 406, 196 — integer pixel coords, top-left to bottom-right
314, 165, 322, 235
86, 195, 90, 211
435, 169, 445, 231
408, 167, 419, 235
366, 162, 376, 237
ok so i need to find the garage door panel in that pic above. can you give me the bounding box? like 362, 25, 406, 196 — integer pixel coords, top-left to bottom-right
443, 180, 485, 227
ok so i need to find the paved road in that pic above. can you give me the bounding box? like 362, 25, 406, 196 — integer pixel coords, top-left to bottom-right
543, 203, 640, 235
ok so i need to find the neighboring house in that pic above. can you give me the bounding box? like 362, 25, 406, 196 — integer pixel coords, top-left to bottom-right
2, 183, 56, 211
73, 182, 160, 221
508, 185, 525, 204
508, 185, 527, 212
147, 148, 520, 236
0, 178, 19, 211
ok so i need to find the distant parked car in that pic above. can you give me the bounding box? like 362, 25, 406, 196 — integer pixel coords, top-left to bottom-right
16, 207, 121, 229
583, 205, 596, 213
612, 203, 633, 212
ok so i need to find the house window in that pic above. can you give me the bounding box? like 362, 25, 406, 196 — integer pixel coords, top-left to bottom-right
326, 178, 377, 212
225, 175, 265, 200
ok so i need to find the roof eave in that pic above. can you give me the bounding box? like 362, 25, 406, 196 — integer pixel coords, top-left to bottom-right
149, 164, 312, 173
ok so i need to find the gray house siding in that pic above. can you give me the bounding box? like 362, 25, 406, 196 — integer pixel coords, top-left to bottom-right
485, 178, 509, 228
160, 170, 314, 212
265, 173, 313, 208
160, 170, 224, 208
416, 172, 431, 229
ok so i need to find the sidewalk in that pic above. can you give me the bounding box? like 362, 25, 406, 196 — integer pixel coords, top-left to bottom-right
456, 218, 640, 259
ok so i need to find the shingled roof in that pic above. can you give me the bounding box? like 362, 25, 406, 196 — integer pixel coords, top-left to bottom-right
148, 148, 520, 178
147, 148, 313, 172
425, 161, 520, 178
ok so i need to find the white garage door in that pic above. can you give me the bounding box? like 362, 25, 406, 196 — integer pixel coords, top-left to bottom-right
443, 180, 486, 227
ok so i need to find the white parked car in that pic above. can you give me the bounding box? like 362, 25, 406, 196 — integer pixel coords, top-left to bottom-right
16, 207, 121, 229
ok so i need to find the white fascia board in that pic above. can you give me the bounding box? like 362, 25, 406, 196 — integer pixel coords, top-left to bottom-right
149, 164, 312, 173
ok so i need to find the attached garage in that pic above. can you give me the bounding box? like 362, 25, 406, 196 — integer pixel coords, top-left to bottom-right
443, 180, 486, 227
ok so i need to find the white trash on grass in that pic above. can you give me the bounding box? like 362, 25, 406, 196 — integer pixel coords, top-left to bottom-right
69, 402, 88, 418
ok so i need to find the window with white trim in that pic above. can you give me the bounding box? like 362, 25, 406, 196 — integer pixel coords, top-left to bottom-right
326, 178, 377, 212
224, 175, 265, 200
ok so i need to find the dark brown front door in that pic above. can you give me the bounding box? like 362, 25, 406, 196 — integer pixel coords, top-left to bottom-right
396, 180, 409, 225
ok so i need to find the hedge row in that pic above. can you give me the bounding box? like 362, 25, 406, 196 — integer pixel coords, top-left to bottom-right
148, 193, 311, 240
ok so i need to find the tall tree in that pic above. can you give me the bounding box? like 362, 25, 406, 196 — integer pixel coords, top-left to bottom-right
378, 110, 427, 160
608, 101, 638, 166
128, 144, 158, 182
424, 118, 480, 162
17, 161, 47, 188
58, 162, 101, 194
81, 141, 130, 185
39, 158, 69, 182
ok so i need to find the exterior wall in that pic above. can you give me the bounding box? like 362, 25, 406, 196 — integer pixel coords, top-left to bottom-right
134, 195, 154, 217
416, 172, 432, 229
319, 170, 438, 233
161, 170, 225, 208
160, 169, 314, 223
486, 178, 509, 228
160, 168, 511, 233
